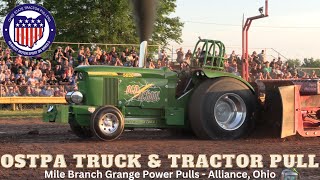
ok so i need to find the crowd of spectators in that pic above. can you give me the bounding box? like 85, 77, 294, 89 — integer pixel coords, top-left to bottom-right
225, 50, 318, 82
0, 44, 318, 97
0, 46, 76, 97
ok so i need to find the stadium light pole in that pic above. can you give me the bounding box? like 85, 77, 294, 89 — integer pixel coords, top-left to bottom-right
242, 0, 269, 81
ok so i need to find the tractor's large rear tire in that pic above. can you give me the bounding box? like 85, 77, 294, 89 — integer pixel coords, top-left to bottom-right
90, 106, 124, 141
189, 77, 255, 139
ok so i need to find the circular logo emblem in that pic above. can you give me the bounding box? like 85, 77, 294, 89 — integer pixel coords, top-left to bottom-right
2, 4, 56, 56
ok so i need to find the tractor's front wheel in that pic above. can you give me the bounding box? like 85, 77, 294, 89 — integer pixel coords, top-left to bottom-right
189, 77, 255, 139
91, 106, 124, 141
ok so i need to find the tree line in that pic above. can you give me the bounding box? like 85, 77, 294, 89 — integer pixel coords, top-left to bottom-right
286, 58, 320, 68
0, 0, 183, 46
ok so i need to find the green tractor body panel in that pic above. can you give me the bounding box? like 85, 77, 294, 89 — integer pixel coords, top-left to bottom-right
43, 39, 254, 133
43, 104, 69, 124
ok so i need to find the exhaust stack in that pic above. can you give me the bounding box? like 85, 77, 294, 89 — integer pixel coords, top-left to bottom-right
131, 0, 157, 68
139, 41, 147, 68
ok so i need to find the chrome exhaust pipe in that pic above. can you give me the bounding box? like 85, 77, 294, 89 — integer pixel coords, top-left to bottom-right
139, 40, 147, 68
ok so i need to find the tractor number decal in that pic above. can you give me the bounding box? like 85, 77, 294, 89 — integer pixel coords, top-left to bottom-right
125, 84, 160, 103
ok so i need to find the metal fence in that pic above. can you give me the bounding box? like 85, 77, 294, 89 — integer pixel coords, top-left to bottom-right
0, 85, 70, 110
0, 85, 75, 97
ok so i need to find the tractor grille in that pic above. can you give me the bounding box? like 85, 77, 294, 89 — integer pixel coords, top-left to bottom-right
104, 78, 118, 105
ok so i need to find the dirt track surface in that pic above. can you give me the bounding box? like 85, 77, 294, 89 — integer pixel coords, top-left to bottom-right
0, 118, 319, 180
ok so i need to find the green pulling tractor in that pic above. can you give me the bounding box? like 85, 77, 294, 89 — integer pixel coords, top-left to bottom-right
43, 39, 256, 141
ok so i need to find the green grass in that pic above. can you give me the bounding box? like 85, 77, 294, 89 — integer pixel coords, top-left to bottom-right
0, 109, 42, 118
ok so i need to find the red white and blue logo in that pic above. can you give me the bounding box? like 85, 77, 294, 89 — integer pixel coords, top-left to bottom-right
2, 4, 56, 56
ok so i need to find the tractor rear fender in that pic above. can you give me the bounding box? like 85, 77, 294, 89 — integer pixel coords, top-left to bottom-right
200, 69, 255, 93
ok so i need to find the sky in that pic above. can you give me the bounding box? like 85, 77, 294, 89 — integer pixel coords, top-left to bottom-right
169, 0, 320, 60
